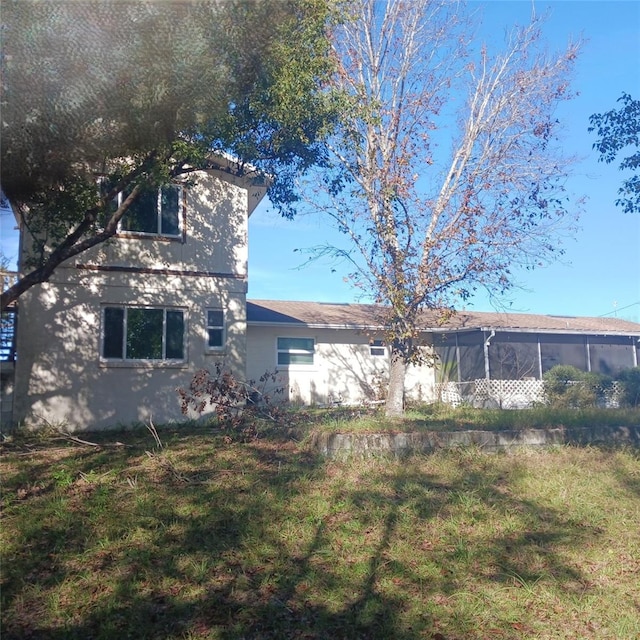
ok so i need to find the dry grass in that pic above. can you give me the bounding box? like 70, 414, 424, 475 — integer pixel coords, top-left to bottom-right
1, 422, 639, 639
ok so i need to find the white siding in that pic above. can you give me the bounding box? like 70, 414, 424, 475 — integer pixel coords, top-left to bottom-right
247, 325, 437, 406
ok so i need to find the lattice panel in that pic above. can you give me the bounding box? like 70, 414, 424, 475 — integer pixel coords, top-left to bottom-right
436, 379, 626, 409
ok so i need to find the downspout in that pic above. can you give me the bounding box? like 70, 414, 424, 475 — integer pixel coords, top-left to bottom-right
633, 337, 638, 367
586, 335, 591, 372
484, 330, 495, 381
537, 334, 543, 379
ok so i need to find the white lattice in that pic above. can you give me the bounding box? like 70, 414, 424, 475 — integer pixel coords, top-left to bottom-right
434, 382, 458, 406
437, 379, 544, 409
436, 378, 625, 409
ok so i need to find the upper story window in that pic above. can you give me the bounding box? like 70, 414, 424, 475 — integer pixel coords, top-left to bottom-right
102, 306, 185, 361
277, 337, 315, 366
117, 185, 182, 237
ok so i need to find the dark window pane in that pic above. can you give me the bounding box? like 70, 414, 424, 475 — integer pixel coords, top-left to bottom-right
278, 352, 314, 365
207, 309, 224, 327
160, 186, 180, 235
103, 307, 124, 358
121, 188, 158, 233
98, 180, 119, 227
277, 337, 314, 351
370, 340, 385, 356
166, 311, 184, 359
208, 328, 224, 348
127, 308, 163, 359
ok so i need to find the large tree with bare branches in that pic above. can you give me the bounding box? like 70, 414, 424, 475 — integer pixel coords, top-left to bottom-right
1, 0, 338, 309
302, 0, 582, 415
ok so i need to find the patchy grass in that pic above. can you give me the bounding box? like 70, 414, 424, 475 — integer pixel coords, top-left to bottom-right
286, 403, 640, 438
1, 424, 639, 639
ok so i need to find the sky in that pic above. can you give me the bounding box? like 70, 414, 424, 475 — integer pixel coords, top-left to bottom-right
1, 0, 638, 321
247, 0, 640, 322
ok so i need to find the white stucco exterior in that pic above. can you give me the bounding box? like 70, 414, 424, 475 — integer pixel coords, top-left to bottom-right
246, 323, 437, 406
14, 168, 265, 430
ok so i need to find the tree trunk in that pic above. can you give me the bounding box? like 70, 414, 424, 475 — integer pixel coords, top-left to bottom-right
386, 346, 406, 417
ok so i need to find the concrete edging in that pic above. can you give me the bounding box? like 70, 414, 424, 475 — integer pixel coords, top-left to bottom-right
311, 425, 640, 459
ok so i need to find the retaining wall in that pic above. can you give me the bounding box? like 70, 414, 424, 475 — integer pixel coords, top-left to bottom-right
311, 425, 640, 459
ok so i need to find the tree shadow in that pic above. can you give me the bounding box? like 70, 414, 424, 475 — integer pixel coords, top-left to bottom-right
2, 439, 630, 639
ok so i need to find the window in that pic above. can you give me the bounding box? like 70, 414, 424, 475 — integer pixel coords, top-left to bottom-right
206, 309, 225, 349
118, 185, 182, 236
102, 306, 185, 361
370, 339, 386, 357
277, 337, 314, 366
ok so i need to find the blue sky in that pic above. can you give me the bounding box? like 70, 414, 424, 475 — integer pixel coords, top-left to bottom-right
2, 1, 638, 321
248, 0, 640, 322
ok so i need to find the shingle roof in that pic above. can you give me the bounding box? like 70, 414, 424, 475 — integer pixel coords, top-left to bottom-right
247, 299, 640, 335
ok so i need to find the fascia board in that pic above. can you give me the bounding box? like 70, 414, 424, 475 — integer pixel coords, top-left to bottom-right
249, 320, 640, 338
247, 320, 384, 331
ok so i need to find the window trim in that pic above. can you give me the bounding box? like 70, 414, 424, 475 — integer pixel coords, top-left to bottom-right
101, 305, 187, 364
114, 184, 185, 240
205, 308, 226, 352
276, 336, 315, 368
370, 339, 386, 357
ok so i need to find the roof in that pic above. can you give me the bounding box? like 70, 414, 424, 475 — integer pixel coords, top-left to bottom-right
247, 299, 640, 336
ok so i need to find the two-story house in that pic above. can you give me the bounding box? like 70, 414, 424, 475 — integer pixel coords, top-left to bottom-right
3, 157, 640, 430
11, 158, 267, 430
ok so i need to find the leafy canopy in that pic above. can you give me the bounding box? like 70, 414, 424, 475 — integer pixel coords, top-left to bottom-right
0, 0, 340, 307
589, 93, 640, 214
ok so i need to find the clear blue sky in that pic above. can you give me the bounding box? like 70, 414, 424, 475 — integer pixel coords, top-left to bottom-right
248, 0, 640, 322
1, 1, 638, 321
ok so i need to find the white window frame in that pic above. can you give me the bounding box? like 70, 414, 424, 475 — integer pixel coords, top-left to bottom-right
205, 308, 226, 351
370, 339, 386, 357
101, 305, 187, 363
115, 184, 184, 238
276, 337, 315, 368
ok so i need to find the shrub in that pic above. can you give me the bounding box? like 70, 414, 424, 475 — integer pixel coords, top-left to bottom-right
177, 365, 285, 439
616, 367, 640, 407
543, 365, 612, 408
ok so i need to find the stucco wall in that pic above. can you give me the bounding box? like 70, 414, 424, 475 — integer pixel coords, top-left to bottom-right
14, 170, 253, 430
246, 325, 437, 406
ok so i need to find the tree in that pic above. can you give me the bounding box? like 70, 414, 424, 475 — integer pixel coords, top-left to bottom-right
588, 93, 640, 214
301, 0, 581, 416
0, 0, 339, 309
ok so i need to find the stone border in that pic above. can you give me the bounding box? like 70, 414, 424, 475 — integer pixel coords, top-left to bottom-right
311, 425, 640, 459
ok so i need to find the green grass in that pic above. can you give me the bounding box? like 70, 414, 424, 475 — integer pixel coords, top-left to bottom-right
2, 415, 639, 640
286, 403, 640, 437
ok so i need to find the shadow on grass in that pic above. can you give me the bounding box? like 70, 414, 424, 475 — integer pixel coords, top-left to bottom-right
1, 432, 626, 639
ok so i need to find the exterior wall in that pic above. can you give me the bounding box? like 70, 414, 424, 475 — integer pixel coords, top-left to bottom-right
14, 170, 254, 430
246, 324, 437, 405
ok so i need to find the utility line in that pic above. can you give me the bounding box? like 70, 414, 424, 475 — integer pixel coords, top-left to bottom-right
598, 301, 640, 317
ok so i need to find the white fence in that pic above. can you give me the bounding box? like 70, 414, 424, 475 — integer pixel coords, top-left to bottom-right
436, 379, 623, 409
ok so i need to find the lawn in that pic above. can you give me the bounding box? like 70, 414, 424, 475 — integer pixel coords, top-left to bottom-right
2, 414, 640, 639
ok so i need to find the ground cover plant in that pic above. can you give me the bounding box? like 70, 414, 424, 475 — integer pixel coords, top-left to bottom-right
2, 419, 639, 639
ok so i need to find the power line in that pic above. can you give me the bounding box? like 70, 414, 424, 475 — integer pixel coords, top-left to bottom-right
598, 301, 640, 317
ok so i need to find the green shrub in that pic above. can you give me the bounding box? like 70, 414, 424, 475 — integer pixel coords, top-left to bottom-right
543, 365, 612, 408
616, 367, 640, 407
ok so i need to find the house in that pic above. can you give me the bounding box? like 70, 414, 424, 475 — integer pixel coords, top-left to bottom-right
246, 299, 640, 408
6, 157, 267, 430
2, 166, 640, 430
